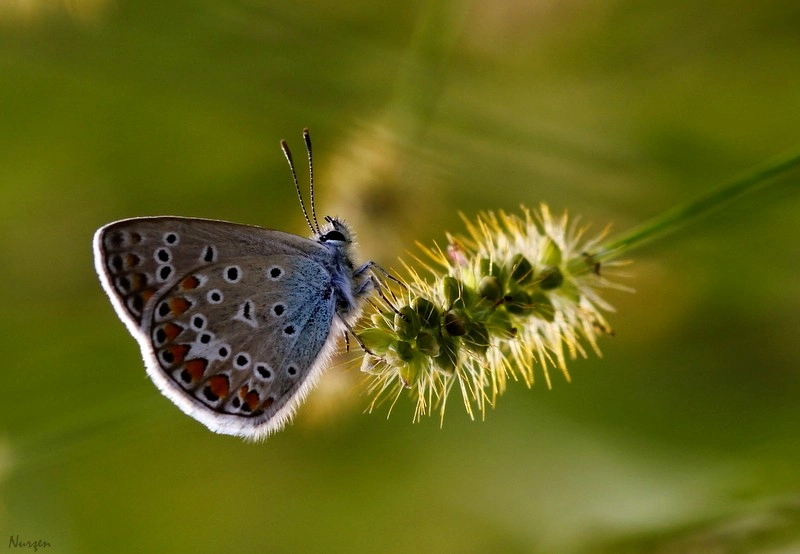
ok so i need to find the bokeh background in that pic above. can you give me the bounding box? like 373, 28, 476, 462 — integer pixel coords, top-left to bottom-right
2, 1, 800, 552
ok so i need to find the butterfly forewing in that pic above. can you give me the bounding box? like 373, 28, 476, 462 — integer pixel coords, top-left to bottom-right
94, 217, 344, 438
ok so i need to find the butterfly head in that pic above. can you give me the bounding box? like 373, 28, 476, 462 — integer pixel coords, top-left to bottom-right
317, 216, 354, 246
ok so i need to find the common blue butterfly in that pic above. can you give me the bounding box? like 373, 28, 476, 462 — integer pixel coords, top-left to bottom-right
93, 130, 377, 439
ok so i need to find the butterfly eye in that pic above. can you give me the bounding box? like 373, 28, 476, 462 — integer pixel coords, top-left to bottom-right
320, 230, 347, 243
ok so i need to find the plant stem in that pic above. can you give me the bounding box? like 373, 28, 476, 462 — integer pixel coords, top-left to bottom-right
592, 147, 800, 262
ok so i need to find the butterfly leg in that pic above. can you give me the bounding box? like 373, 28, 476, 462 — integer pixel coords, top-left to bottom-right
338, 316, 378, 356
354, 261, 406, 291
354, 261, 406, 317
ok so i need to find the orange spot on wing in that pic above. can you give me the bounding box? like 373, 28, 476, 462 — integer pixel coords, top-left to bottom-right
180, 275, 200, 290
168, 297, 191, 315
244, 390, 260, 411
128, 273, 147, 291
140, 289, 155, 303
169, 344, 190, 365
125, 253, 140, 268
260, 397, 274, 410
208, 375, 230, 399
163, 322, 184, 341
184, 358, 208, 382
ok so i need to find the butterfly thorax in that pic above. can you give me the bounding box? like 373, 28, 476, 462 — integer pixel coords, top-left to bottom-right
316, 217, 371, 323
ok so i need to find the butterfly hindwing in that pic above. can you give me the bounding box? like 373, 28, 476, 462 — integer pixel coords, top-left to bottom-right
148, 254, 337, 426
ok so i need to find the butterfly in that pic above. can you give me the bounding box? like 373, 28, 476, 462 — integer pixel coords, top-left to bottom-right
93, 129, 378, 440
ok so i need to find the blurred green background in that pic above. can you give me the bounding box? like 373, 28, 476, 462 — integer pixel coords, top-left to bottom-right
2, 1, 800, 552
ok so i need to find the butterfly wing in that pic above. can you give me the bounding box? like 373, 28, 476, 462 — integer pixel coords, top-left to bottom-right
93, 217, 343, 439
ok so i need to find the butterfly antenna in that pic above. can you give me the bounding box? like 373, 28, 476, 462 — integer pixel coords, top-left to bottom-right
302, 128, 320, 235
281, 137, 315, 235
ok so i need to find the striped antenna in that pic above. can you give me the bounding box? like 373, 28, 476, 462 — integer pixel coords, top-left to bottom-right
302, 128, 320, 235
280, 134, 317, 235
